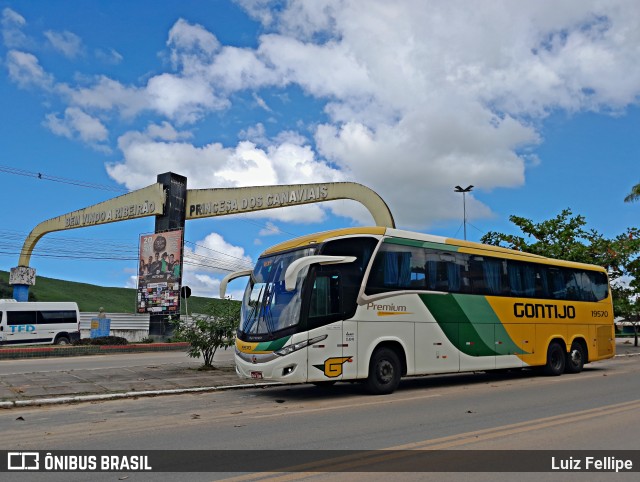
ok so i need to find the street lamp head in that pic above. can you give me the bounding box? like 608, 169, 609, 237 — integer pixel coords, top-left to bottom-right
454, 185, 474, 193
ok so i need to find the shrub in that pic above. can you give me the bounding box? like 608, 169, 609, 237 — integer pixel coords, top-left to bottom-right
171, 299, 240, 367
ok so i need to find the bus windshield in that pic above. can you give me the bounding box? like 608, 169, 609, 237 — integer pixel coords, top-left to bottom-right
240, 247, 316, 337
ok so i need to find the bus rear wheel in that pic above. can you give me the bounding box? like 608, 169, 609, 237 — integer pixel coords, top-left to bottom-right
565, 341, 586, 374
55, 336, 70, 345
543, 342, 565, 376
366, 347, 401, 395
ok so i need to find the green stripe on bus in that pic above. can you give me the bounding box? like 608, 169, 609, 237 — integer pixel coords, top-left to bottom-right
384, 238, 460, 251
268, 336, 290, 351
418, 294, 526, 356
453, 295, 526, 355
255, 336, 290, 352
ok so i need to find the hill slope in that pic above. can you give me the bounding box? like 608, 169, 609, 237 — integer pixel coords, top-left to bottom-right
0, 270, 221, 313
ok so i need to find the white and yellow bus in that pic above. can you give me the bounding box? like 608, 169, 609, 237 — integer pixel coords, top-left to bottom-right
221, 227, 615, 395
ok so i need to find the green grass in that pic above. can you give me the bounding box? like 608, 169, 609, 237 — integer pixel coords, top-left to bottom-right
0, 270, 223, 313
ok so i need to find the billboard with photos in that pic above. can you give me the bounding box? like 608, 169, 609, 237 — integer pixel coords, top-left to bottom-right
137, 230, 183, 314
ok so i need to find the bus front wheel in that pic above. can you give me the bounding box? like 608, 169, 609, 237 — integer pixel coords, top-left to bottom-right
543, 342, 565, 376
366, 347, 401, 395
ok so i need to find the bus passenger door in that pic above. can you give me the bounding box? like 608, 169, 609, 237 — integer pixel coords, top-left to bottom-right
305, 272, 346, 382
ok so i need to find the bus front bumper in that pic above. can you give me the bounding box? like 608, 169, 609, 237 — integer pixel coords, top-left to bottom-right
235, 351, 308, 384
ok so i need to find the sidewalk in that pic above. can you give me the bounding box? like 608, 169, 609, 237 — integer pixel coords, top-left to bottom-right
0, 339, 638, 409
0, 358, 276, 408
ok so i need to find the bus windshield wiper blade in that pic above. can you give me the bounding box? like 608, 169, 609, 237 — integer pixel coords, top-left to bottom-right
245, 284, 263, 333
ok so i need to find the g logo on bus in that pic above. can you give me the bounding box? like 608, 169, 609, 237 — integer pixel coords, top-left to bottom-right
313, 357, 352, 378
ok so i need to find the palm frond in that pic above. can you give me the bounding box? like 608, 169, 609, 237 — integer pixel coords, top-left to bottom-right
624, 183, 640, 203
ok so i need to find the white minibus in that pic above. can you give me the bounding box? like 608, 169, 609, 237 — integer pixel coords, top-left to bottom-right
0, 300, 81, 346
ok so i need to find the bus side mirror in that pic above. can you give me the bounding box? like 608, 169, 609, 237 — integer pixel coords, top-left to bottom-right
284, 255, 356, 291
219, 269, 253, 299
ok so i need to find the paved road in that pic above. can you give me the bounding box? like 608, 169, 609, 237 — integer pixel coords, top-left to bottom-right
1, 354, 639, 482
0, 339, 637, 406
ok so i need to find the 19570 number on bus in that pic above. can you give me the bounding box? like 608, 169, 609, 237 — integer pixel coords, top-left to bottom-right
591, 310, 609, 318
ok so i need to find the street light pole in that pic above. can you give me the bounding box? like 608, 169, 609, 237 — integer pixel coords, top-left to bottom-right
454, 185, 474, 240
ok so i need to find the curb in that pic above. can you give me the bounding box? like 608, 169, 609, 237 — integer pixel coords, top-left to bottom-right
0, 381, 283, 409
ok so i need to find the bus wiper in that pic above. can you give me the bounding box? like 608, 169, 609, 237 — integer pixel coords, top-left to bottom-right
257, 284, 273, 336
245, 284, 263, 334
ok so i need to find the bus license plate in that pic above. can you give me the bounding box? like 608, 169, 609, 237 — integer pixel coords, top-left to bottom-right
250, 371, 263, 379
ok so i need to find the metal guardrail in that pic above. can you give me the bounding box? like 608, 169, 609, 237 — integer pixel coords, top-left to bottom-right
79, 312, 198, 330
80, 312, 150, 331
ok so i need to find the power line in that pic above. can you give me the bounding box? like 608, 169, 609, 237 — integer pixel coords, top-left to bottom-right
184, 240, 253, 266
1, 164, 303, 240
0, 165, 128, 192
0, 229, 253, 273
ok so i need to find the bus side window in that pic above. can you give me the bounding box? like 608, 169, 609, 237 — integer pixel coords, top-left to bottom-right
365, 248, 413, 292
547, 268, 567, 300
507, 261, 536, 297
590, 271, 609, 301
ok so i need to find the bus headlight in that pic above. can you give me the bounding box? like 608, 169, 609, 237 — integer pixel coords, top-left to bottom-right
275, 335, 328, 357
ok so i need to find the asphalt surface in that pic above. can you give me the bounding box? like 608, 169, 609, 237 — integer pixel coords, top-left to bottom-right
0, 338, 638, 408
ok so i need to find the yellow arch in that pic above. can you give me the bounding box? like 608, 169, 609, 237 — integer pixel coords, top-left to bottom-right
186, 182, 395, 227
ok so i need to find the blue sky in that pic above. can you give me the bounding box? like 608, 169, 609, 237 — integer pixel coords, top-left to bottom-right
1, 1, 639, 303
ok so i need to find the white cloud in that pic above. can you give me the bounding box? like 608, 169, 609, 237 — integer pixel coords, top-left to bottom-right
125, 275, 137, 289
207, 44, 279, 91
6, 50, 54, 89
187, 232, 253, 270
258, 221, 281, 236
252, 92, 271, 112
63, 76, 148, 118
107, 126, 343, 223
1, 7, 29, 48
181, 233, 253, 298
44, 107, 109, 145
146, 73, 229, 123
8, 2, 640, 230
102, 0, 640, 227
167, 18, 220, 70
228, 0, 640, 228
144, 121, 193, 142
95, 48, 123, 64
44, 30, 83, 58
107, 129, 233, 190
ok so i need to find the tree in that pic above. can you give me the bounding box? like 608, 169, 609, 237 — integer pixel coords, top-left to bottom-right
171, 298, 240, 368
481, 209, 640, 345
624, 182, 640, 203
